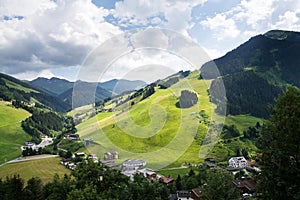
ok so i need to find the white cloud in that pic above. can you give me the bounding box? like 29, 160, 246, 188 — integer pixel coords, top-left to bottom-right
0, 0, 121, 78
12, 69, 64, 81
234, 0, 275, 29
202, 47, 226, 60
197, 0, 300, 55
113, 0, 207, 34
0, 0, 56, 17
274, 11, 300, 30
1, 0, 300, 82
200, 13, 240, 40
103, 49, 195, 82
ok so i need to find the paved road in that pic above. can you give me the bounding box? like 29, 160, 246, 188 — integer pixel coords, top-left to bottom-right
0, 154, 59, 167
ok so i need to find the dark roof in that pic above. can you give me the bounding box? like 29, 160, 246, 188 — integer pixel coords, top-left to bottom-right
232, 178, 256, 192
190, 188, 201, 197
169, 194, 177, 200
177, 190, 191, 198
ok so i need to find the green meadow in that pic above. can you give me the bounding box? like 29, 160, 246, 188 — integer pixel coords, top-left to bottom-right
0, 157, 70, 183
0, 101, 31, 164
77, 71, 219, 169
76, 71, 263, 169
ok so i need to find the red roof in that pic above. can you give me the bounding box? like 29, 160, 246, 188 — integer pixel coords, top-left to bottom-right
161, 176, 174, 184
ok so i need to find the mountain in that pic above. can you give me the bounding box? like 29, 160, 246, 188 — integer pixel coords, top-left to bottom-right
29, 77, 146, 108
58, 81, 112, 108
201, 30, 300, 118
101, 79, 146, 94
0, 73, 70, 112
30, 77, 73, 96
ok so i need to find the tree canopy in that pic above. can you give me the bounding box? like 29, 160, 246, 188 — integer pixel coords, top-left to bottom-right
258, 86, 300, 199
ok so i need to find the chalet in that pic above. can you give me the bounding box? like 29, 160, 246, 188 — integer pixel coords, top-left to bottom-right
232, 178, 256, 197
138, 168, 158, 180
104, 151, 119, 160
75, 152, 85, 157
169, 190, 193, 200
161, 176, 174, 185
66, 134, 80, 140
22, 142, 36, 150
88, 154, 98, 160
28, 102, 35, 107
189, 188, 201, 200
229, 156, 247, 168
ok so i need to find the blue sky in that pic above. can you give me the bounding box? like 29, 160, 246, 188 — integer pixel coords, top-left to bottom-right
0, 0, 299, 82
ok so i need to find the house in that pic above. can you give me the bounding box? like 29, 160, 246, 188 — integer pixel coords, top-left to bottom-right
88, 154, 98, 160
28, 102, 35, 107
104, 151, 119, 160
66, 134, 80, 140
122, 159, 146, 171
121, 170, 136, 181
161, 176, 174, 184
229, 156, 247, 168
75, 152, 85, 157
232, 178, 256, 198
22, 142, 36, 150
169, 190, 194, 200
189, 188, 202, 200
138, 168, 157, 180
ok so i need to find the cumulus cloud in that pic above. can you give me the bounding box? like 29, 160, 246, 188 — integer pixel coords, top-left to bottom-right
234, 0, 275, 29
274, 11, 300, 30
200, 13, 240, 40
1, 0, 300, 82
113, 0, 207, 34
0, 0, 121, 78
197, 0, 300, 59
76, 28, 210, 83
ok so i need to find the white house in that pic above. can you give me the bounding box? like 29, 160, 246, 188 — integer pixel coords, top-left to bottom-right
229, 156, 247, 168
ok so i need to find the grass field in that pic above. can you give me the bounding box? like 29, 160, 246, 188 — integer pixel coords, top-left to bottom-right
0, 157, 70, 183
77, 71, 220, 169
203, 115, 264, 163
0, 101, 31, 164
76, 71, 264, 169
225, 115, 265, 132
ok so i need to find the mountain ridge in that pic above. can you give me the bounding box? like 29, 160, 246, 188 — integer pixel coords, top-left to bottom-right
29, 77, 147, 108
201, 29, 300, 118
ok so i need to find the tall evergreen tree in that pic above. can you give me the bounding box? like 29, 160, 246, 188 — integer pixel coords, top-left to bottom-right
202, 169, 238, 200
258, 86, 300, 199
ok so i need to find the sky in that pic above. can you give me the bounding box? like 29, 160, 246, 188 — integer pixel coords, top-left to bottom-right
0, 0, 299, 82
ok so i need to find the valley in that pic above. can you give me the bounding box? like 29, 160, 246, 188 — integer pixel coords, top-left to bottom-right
0, 29, 299, 200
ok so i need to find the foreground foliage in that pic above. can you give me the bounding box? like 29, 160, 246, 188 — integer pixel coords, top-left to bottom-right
0, 160, 238, 200
258, 86, 300, 199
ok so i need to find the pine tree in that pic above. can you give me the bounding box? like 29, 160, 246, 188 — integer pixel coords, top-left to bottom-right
258, 86, 300, 199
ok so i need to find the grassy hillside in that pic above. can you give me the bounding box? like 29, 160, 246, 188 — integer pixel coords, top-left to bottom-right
0, 101, 31, 164
0, 156, 70, 183
75, 70, 265, 169
76, 71, 223, 169
0, 73, 70, 112
225, 115, 265, 132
